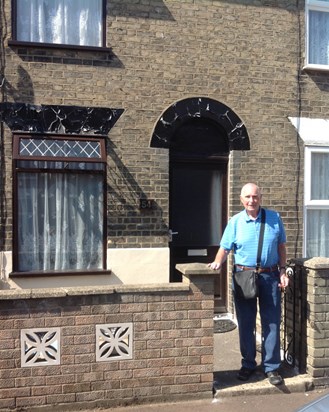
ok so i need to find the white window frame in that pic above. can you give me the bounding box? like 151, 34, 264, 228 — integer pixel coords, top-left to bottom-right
304, 146, 329, 257
305, 0, 329, 71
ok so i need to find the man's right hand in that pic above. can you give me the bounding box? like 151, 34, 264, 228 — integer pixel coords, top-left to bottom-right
208, 262, 221, 270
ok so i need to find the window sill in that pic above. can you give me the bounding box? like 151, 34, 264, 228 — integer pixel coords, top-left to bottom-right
8, 40, 112, 54
303, 64, 329, 73
10, 269, 112, 278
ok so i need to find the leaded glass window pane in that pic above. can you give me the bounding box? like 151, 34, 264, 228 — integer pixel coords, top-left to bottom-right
19, 138, 101, 159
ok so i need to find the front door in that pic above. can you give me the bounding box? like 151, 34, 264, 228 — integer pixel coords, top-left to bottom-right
150, 98, 249, 313
169, 160, 228, 312
168, 115, 230, 312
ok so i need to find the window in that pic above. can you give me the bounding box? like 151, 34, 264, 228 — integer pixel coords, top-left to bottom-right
13, 134, 107, 273
306, 0, 329, 68
13, 0, 105, 48
304, 147, 329, 257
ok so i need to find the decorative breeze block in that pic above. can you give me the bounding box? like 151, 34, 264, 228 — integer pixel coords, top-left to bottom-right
21, 328, 61, 367
96, 323, 133, 362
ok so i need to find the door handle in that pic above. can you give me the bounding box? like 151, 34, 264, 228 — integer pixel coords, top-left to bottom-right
168, 229, 178, 242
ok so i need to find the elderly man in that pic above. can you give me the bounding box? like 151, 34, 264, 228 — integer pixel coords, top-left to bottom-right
209, 183, 289, 385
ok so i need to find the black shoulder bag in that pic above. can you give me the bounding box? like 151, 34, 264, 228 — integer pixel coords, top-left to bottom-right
233, 208, 266, 299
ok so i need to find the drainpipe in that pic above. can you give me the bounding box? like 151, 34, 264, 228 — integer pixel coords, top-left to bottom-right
0, 0, 7, 275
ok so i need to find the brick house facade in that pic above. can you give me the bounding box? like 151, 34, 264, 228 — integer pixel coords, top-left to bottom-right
2, 0, 329, 410
0, 1, 328, 305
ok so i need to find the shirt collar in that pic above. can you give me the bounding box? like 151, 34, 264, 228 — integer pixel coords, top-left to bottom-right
244, 207, 262, 222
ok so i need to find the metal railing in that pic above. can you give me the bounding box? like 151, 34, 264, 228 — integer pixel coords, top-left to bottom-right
281, 261, 307, 373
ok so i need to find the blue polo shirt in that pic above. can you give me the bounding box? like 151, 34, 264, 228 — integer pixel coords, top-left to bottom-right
220, 208, 286, 267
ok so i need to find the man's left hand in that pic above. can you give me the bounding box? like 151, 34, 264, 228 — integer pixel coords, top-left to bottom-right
278, 273, 289, 290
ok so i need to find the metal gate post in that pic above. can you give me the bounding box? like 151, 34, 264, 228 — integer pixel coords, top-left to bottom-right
282, 260, 307, 373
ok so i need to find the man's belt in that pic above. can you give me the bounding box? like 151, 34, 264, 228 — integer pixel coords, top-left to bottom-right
235, 264, 278, 273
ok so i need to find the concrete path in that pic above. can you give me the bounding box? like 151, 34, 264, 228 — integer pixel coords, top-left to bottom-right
76, 324, 329, 412
94, 390, 329, 412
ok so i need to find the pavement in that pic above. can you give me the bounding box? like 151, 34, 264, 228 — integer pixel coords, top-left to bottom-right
76, 320, 329, 412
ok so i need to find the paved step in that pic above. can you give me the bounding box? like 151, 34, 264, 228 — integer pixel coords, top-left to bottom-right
213, 319, 315, 399
214, 366, 314, 398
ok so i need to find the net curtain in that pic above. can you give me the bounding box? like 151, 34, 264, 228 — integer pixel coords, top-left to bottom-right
307, 153, 329, 257
309, 9, 329, 65
17, 172, 104, 272
16, 0, 102, 46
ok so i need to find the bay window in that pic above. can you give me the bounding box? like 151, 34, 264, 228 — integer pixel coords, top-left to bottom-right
13, 134, 107, 273
304, 147, 329, 257
13, 0, 105, 48
306, 0, 329, 68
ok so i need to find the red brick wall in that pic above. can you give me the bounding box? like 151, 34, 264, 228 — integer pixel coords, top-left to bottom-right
0, 271, 215, 410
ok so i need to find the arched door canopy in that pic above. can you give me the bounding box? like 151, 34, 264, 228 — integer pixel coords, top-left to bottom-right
150, 97, 250, 151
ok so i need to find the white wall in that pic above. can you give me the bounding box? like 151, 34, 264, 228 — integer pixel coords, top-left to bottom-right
107, 247, 169, 284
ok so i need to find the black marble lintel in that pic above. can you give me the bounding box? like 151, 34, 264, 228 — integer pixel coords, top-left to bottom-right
0, 102, 124, 135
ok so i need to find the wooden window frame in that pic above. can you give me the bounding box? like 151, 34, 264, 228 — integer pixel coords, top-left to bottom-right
12, 132, 109, 276
9, 0, 109, 52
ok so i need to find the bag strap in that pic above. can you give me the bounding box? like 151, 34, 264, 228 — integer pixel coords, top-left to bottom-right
256, 208, 266, 271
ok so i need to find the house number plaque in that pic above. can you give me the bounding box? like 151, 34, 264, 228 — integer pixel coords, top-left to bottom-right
139, 199, 155, 210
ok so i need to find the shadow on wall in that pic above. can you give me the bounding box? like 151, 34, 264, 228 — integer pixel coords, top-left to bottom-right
108, 0, 296, 20
209, 0, 297, 10
106, 139, 169, 241
3, 65, 35, 104
108, 0, 175, 20
12, 47, 124, 68
308, 69, 329, 93
1, 66, 34, 254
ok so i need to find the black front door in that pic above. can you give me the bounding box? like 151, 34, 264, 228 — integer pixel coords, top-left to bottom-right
169, 160, 227, 311
168, 116, 229, 312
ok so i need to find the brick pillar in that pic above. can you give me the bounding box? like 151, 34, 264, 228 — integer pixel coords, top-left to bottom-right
176, 262, 217, 391
303, 257, 329, 388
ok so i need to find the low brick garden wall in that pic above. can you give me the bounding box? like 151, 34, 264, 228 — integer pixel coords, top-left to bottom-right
297, 257, 329, 388
2, 258, 329, 411
0, 264, 215, 411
